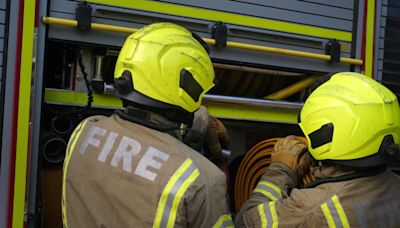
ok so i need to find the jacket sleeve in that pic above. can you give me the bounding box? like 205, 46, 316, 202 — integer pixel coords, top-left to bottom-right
234, 163, 299, 227
185, 172, 233, 228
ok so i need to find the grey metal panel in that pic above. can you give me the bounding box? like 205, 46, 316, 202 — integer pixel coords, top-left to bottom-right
0, 0, 5, 10
156, 0, 353, 31
352, 0, 364, 72
210, 44, 350, 73
52, 0, 352, 31
375, 0, 383, 79
48, 12, 351, 73
301, 0, 354, 9
49, 0, 355, 73
48, 11, 139, 47
227, 25, 352, 54
381, 16, 387, 27
377, 70, 383, 81
378, 49, 385, 61
379, 59, 384, 69
382, 6, 388, 17
0, 10, 5, 23
227, 0, 354, 19
0, 0, 20, 227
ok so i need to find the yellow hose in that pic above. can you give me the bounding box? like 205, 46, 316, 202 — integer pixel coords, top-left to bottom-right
264, 76, 318, 100
42, 17, 363, 65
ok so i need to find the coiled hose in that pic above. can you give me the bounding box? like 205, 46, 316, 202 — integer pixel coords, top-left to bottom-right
234, 137, 314, 212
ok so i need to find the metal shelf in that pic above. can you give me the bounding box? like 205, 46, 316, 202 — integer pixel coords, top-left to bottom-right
44, 88, 302, 124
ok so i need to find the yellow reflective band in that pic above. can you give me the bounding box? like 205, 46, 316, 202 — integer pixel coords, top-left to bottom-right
65, 121, 85, 158
87, 0, 351, 41
61, 119, 89, 228
258, 204, 267, 228
254, 181, 282, 201
268, 201, 278, 228
168, 169, 199, 227
321, 203, 336, 228
332, 195, 350, 228
12, 0, 36, 227
253, 188, 278, 201
153, 159, 199, 228
212, 215, 234, 228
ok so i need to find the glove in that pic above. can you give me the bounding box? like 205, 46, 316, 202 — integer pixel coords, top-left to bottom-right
204, 117, 230, 160
184, 106, 230, 160
271, 135, 311, 179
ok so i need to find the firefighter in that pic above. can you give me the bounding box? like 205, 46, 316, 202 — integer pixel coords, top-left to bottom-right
235, 72, 400, 227
62, 22, 233, 228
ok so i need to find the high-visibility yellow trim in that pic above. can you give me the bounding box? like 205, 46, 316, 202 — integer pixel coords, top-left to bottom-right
61, 119, 89, 228
12, 0, 36, 227
153, 159, 193, 228
365, 0, 375, 77
44, 89, 300, 123
44, 88, 122, 108
42, 17, 363, 65
253, 188, 278, 201
167, 169, 199, 227
332, 195, 350, 228
212, 215, 234, 228
258, 204, 267, 228
265, 76, 318, 100
269, 201, 278, 228
207, 103, 299, 124
258, 181, 282, 197
87, 0, 351, 42
42, 17, 139, 34
225, 41, 362, 65
321, 203, 336, 228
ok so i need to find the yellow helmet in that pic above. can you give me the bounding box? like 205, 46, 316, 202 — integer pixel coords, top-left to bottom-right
299, 72, 400, 167
114, 22, 214, 124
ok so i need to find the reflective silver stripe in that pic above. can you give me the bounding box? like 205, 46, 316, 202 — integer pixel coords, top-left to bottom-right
221, 218, 234, 228
264, 203, 273, 227
326, 198, 343, 228
213, 215, 233, 228
160, 163, 197, 227
261, 202, 278, 228
256, 184, 281, 200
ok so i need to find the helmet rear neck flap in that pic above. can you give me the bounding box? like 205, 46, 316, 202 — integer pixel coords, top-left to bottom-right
114, 70, 195, 126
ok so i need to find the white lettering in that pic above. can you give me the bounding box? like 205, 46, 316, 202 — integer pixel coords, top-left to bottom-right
97, 131, 119, 163
110, 136, 141, 172
135, 146, 170, 181
79, 126, 107, 154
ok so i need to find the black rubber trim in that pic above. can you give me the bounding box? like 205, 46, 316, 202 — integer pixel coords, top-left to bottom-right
180, 69, 203, 102
309, 123, 334, 149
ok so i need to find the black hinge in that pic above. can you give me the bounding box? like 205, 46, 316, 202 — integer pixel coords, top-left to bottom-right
76, 1, 92, 32
325, 39, 341, 63
211, 22, 227, 48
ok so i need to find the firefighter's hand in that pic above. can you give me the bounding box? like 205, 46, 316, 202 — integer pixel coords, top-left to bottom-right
184, 106, 230, 160
271, 135, 311, 179
204, 116, 230, 160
